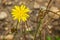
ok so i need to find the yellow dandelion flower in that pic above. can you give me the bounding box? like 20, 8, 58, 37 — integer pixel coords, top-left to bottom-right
11, 5, 31, 22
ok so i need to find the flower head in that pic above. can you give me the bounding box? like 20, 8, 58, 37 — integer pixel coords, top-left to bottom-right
11, 5, 31, 22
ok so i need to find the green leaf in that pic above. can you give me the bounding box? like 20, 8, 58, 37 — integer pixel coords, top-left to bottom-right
55, 36, 60, 40
47, 36, 51, 40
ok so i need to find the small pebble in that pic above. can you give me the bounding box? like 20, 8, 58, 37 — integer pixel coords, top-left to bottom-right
34, 2, 40, 8
53, 14, 59, 19
5, 27, 9, 30
0, 11, 7, 20
48, 25, 53, 29
52, 21, 59, 25
36, 0, 43, 3
26, 27, 32, 31
5, 34, 14, 40
49, 31, 52, 33
48, 12, 59, 19
0, 0, 1, 4
5, 1, 12, 5
50, 6, 59, 12
48, 12, 55, 18
40, 6, 46, 11
57, 12, 60, 15
0, 35, 5, 39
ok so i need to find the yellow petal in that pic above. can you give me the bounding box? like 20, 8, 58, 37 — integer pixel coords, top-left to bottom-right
18, 18, 21, 22
25, 14, 29, 17
12, 9, 16, 12
15, 6, 20, 10
22, 17, 27, 22
20, 5, 26, 10
13, 17, 17, 20
11, 5, 30, 22
24, 8, 31, 13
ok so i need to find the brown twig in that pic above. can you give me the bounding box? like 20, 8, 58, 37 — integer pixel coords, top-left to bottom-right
33, 0, 53, 40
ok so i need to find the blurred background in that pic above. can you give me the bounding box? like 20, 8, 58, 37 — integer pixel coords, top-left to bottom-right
0, 0, 60, 40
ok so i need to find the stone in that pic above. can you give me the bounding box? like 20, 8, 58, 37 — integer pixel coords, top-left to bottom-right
26, 27, 32, 31
5, 34, 14, 40
57, 12, 60, 15
0, 35, 4, 39
48, 12, 59, 19
5, 1, 12, 5
40, 6, 46, 11
36, 0, 43, 3
34, 2, 40, 8
5, 27, 9, 30
0, 11, 7, 20
0, 0, 1, 4
48, 12, 55, 18
52, 21, 59, 26
50, 6, 59, 12
53, 14, 59, 19
48, 25, 53, 29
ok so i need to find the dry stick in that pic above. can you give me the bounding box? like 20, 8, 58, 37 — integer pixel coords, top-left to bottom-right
40, 14, 53, 40
47, 10, 60, 16
15, 21, 19, 34
33, 0, 53, 40
23, 25, 26, 40
40, 0, 54, 40
33, 9, 42, 40
44, 0, 53, 17
46, 0, 53, 9
24, 22, 28, 40
13, 21, 19, 40
41, 0, 53, 40
40, 8, 60, 40
21, 22, 26, 40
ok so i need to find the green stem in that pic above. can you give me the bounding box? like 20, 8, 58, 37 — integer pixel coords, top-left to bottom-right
33, 20, 42, 40
16, 21, 19, 33
33, 9, 42, 40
